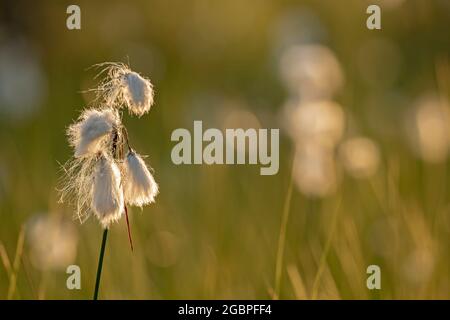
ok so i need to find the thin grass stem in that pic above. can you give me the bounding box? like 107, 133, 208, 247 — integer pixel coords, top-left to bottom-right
274, 165, 294, 299
93, 228, 108, 300
310, 197, 341, 299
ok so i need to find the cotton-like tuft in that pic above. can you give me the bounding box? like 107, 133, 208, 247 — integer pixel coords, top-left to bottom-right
122, 72, 154, 117
91, 155, 124, 228
67, 109, 118, 158
123, 150, 158, 207
60, 62, 159, 228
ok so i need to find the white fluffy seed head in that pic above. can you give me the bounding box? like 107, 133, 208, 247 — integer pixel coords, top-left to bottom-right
123, 150, 159, 207
67, 108, 119, 158
91, 155, 124, 229
122, 72, 154, 117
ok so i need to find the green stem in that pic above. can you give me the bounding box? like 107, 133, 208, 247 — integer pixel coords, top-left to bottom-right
93, 228, 108, 300
274, 171, 294, 299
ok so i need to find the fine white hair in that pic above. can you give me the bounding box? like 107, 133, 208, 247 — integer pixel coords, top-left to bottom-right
122, 71, 154, 117
92, 62, 154, 117
58, 156, 97, 223
91, 155, 124, 229
67, 108, 119, 158
123, 150, 159, 207
60, 62, 158, 228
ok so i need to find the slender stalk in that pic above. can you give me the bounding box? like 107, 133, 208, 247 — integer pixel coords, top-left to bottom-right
310, 197, 341, 300
274, 165, 294, 299
7, 227, 25, 300
124, 205, 134, 251
93, 229, 108, 300
119, 125, 134, 252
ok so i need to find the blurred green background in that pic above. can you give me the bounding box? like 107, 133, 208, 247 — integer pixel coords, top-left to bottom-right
0, 0, 449, 299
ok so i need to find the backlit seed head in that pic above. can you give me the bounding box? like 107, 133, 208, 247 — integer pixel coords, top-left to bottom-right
27, 214, 78, 271
123, 150, 159, 207
67, 108, 119, 158
93, 62, 154, 117
91, 154, 124, 229
122, 71, 154, 117
60, 62, 159, 228
279, 44, 344, 100
288, 100, 345, 149
293, 144, 338, 197
339, 136, 380, 179
406, 95, 450, 163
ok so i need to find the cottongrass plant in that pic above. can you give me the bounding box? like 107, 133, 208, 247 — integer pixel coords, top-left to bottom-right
59, 62, 159, 299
